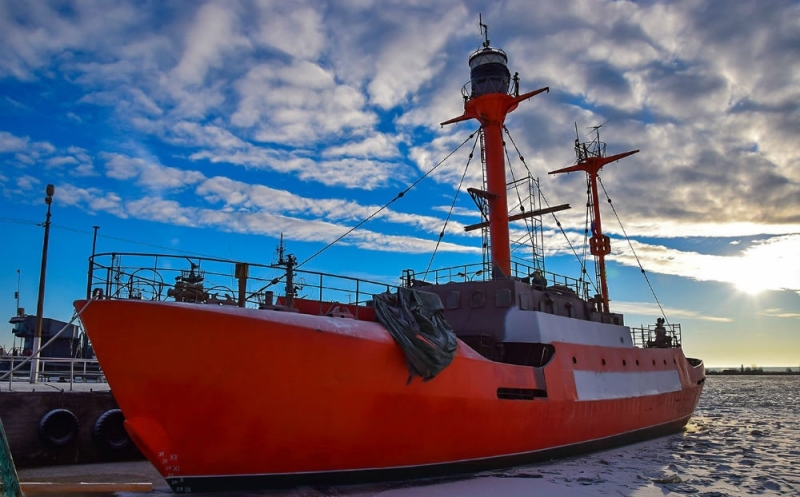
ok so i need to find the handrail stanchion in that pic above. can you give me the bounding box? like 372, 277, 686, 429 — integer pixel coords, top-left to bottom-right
355, 280, 360, 319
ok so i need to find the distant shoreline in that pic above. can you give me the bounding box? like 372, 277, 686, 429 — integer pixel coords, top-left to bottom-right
706, 370, 800, 376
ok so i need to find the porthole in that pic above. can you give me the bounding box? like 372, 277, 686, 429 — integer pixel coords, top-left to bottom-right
495, 288, 512, 307
519, 293, 531, 310
572, 357, 577, 364
623, 360, 627, 366
470, 291, 486, 308
652, 360, 656, 366
445, 291, 460, 309
601, 359, 606, 366
636, 360, 640, 366
663, 359, 667, 365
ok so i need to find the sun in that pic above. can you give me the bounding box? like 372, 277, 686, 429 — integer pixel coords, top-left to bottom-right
733, 277, 770, 296
731, 256, 780, 296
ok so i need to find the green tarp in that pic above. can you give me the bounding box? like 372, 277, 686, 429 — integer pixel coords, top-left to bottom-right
373, 287, 458, 383
0, 417, 23, 497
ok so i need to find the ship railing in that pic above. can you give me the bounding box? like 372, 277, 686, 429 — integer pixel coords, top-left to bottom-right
0, 356, 105, 390
407, 262, 590, 299
86, 252, 395, 319
403, 264, 492, 285
460, 77, 512, 100
292, 270, 394, 314
630, 323, 682, 349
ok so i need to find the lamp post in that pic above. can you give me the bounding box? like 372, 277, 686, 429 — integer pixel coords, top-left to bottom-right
85, 225, 99, 299
30, 184, 54, 384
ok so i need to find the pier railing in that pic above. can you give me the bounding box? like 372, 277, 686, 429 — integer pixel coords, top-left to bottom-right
0, 357, 105, 390
86, 252, 395, 319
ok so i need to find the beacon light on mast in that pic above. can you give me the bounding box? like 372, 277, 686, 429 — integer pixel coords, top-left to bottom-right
441, 19, 548, 278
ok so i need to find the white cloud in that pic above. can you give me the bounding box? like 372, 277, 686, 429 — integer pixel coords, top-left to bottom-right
322, 133, 402, 159
366, 11, 467, 109
126, 197, 197, 225
759, 309, 800, 319
46, 156, 79, 168
101, 153, 205, 190
0, 0, 798, 286
0, 131, 29, 152
614, 234, 800, 294
172, 2, 250, 86
232, 60, 378, 145
253, 3, 325, 60
611, 300, 733, 323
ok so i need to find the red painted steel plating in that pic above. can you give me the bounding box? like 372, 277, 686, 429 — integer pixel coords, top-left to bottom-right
442, 89, 548, 277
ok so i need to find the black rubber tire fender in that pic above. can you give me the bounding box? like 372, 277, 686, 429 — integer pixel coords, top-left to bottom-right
92, 408, 131, 452
38, 408, 79, 448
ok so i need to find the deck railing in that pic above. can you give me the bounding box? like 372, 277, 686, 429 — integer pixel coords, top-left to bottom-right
87, 252, 395, 319
630, 323, 683, 349
406, 262, 590, 299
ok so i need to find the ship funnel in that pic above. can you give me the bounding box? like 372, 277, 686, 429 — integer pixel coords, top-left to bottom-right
469, 47, 510, 97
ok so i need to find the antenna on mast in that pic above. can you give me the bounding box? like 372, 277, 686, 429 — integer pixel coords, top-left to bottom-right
275, 233, 286, 266
574, 122, 583, 161
588, 119, 609, 141
479, 14, 490, 48
15, 268, 21, 310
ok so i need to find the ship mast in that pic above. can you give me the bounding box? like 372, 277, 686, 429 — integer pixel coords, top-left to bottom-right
549, 126, 638, 313
442, 19, 548, 278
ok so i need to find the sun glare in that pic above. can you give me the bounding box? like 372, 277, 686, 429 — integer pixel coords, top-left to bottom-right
731, 249, 787, 296
734, 276, 771, 295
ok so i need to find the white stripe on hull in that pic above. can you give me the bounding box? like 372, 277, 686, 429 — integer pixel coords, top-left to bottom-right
573, 369, 682, 401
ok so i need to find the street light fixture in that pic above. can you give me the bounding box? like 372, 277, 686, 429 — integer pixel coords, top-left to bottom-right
456, 269, 484, 281
30, 184, 54, 384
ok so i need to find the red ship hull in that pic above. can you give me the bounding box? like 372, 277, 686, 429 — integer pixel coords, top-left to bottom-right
75, 297, 704, 493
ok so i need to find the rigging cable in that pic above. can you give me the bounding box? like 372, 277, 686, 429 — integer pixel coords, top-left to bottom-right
502, 126, 600, 297
597, 176, 669, 323
503, 136, 538, 262
297, 127, 481, 269
0, 217, 222, 260
421, 132, 481, 280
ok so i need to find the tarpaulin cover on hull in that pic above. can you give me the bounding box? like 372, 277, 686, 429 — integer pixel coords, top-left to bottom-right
373, 287, 458, 382
0, 418, 22, 497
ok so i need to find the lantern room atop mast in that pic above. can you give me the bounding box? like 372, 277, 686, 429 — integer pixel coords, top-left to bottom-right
468, 47, 510, 97
468, 19, 511, 97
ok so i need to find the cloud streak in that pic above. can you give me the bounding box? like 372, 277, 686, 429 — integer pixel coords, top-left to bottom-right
0, 1, 798, 311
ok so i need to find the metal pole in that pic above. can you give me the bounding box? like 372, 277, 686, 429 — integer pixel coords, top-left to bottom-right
30, 184, 54, 384
85, 225, 100, 299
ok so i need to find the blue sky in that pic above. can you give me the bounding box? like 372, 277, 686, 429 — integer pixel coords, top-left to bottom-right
1, 0, 798, 367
